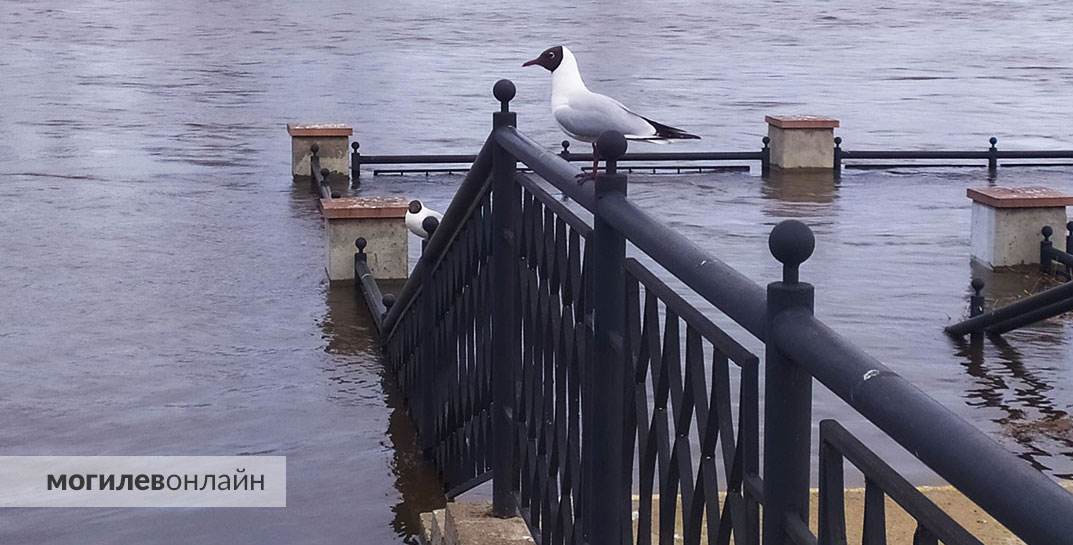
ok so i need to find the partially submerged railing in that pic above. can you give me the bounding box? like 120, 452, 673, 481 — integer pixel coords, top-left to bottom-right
310, 144, 334, 200
351, 131, 1073, 177
947, 224, 1073, 336
367, 80, 1073, 545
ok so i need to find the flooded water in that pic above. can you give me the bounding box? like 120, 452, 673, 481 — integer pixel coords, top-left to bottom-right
2, 1, 1072, 543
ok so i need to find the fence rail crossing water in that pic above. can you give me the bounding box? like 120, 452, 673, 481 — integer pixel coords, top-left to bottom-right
356, 80, 1073, 545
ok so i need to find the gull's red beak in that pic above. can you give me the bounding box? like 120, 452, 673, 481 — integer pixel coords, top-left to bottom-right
522, 57, 541, 67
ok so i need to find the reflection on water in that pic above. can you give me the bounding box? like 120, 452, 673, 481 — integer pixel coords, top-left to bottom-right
322, 284, 445, 543
950, 269, 1073, 478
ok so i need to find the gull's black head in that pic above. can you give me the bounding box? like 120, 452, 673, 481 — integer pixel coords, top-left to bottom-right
523, 46, 564, 72
408, 200, 422, 214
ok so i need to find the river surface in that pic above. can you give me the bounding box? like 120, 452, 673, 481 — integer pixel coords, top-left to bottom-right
2, 1, 1073, 544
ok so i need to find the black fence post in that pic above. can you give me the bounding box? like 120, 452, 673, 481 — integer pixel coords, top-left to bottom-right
588, 130, 629, 545
970, 278, 985, 317
988, 137, 998, 173
833, 136, 843, 174
1041, 225, 1054, 274
310, 143, 320, 194
761, 136, 771, 176
1066, 221, 1073, 280
421, 217, 439, 255
763, 220, 816, 545
351, 141, 361, 185
559, 140, 571, 161
490, 78, 520, 518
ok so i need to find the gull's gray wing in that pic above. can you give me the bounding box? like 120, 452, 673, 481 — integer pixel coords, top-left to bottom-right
554, 91, 656, 141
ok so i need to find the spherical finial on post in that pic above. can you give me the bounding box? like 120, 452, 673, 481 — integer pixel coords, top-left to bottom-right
382, 293, 396, 310
762, 136, 770, 148
493, 79, 516, 112
596, 131, 627, 176
971, 277, 985, 295
320, 168, 330, 179
355, 237, 367, 253
989, 136, 998, 147
1042, 225, 1054, 240
834, 136, 842, 147
769, 220, 815, 284
423, 216, 440, 237
310, 143, 319, 155
561, 140, 570, 154
352, 141, 360, 151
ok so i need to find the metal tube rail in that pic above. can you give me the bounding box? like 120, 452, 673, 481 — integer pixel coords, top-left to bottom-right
497, 123, 1073, 544
357, 150, 762, 166
771, 312, 1073, 545
1045, 246, 1073, 268
380, 136, 494, 339
353, 238, 386, 332
986, 295, 1073, 335
944, 279, 1073, 336
496, 126, 768, 338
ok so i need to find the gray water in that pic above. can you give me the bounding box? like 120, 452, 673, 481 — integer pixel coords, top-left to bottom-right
2, 1, 1073, 543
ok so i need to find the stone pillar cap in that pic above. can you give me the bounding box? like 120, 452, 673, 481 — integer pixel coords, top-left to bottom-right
967, 186, 1073, 208
765, 115, 840, 129
287, 123, 353, 137
320, 196, 409, 219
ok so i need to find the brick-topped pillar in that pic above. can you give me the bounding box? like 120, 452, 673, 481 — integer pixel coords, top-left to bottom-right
287, 123, 353, 180
765, 115, 839, 170
320, 197, 409, 281
968, 186, 1073, 269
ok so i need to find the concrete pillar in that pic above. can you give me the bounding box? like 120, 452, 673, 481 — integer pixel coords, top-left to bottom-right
320, 197, 408, 282
287, 123, 353, 179
968, 186, 1073, 269
765, 115, 840, 169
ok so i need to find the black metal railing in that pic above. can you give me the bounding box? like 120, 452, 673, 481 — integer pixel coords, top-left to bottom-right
1041, 223, 1073, 280
350, 129, 1073, 177
367, 80, 1073, 545
945, 224, 1073, 336
310, 144, 333, 200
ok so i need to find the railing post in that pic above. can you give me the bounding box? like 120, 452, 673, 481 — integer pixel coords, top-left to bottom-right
559, 140, 571, 161
1066, 221, 1073, 280
1041, 225, 1053, 274
351, 141, 361, 185
586, 131, 630, 545
761, 136, 771, 176
310, 143, 320, 194
833, 136, 843, 174
421, 217, 439, 254
970, 278, 985, 317
763, 219, 816, 545
988, 136, 998, 173
490, 78, 520, 518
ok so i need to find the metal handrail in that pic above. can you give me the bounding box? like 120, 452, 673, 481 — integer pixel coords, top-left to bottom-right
380, 136, 494, 340
945, 280, 1073, 336
370, 82, 1073, 545
775, 312, 1073, 544
494, 127, 1073, 545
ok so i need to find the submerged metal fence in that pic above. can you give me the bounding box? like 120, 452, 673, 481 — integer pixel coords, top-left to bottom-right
365, 80, 1073, 545
349, 128, 1073, 177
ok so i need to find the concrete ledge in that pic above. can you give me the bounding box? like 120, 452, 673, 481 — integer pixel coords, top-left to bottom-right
765, 115, 840, 130
286, 123, 353, 137
967, 186, 1073, 209
419, 508, 446, 545
321, 196, 408, 281
766, 115, 839, 170
968, 186, 1071, 269
432, 502, 532, 545
288, 123, 352, 179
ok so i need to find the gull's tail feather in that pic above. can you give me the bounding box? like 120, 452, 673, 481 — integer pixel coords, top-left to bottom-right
641, 116, 701, 140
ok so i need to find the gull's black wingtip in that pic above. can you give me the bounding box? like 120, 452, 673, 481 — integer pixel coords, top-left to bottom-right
642, 115, 701, 139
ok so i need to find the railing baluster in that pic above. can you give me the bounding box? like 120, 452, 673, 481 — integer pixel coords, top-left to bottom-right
588, 131, 630, 545
862, 478, 887, 545
491, 79, 520, 517
763, 220, 816, 545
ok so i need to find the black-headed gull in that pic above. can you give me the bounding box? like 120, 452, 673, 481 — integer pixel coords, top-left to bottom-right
523, 45, 699, 179
405, 200, 443, 239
